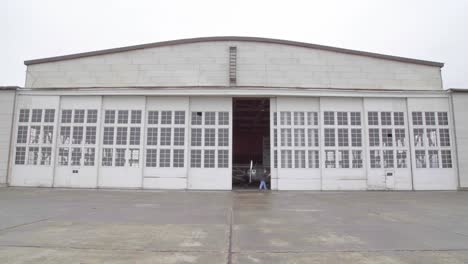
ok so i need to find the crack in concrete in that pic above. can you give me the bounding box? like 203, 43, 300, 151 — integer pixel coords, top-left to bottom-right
227, 208, 233, 264
0, 218, 51, 233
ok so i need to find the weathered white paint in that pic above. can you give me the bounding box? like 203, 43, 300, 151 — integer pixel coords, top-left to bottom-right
451, 91, 468, 188
0, 90, 15, 185
25, 41, 442, 91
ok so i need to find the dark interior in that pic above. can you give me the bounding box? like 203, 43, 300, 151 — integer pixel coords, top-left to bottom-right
232, 98, 270, 188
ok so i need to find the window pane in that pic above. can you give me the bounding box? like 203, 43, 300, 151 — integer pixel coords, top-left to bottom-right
307, 112, 318, 126
147, 128, 158, 145
40, 147, 52, 165
426, 128, 438, 147
415, 150, 426, 168
437, 112, 448, 126
129, 149, 140, 167
352, 150, 363, 168
104, 110, 115, 124
115, 148, 126, 166
103, 127, 114, 145
294, 128, 305, 147
84, 148, 95, 166
381, 112, 392, 126
131, 110, 142, 124
441, 150, 452, 168
102, 148, 113, 166
307, 128, 319, 147
394, 112, 404, 126
204, 149, 215, 168
191, 112, 202, 125
281, 150, 292, 168
19, 109, 30, 123
116, 127, 128, 145
60, 127, 71, 144
190, 150, 201, 168
160, 128, 171, 146
396, 150, 407, 168
15, 147, 26, 165
205, 112, 216, 125
293, 112, 305, 125
73, 110, 85, 123
395, 129, 405, 147
439, 128, 450, 147
29, 126, 41, 144
428, 150, 439, 168
219, 112, 229, 125
27, 147, 39, 165
85, 126, 97, 144
412, 112, 423, 125
204, 128, 216, 146
280, 112, 291, 125
338, 150, 349, 168
191, 128, 202, 146
308, 150, 319, 168
129, 127, 141, 145
218, 150, 229, 168
174, 111, 185, 125
368, 128, 379, 147
117, 110, 129, 124
174, 128, 185, 146
338, 128, 349, 147
281, 129, 292, 147
413, 128, 424, 147
324, 128, 335, 147
31, 109, 42, 123
58, 147, 69, 166
42, 126, 54, 144
161, 111, 172, 125
294, 150, 306, 168
370, 150, 381, 168
382, 128, 393, 147
325, 150, 335, 168
148, 111, 159, 124
350, 112, 361, 126
324, 111, 334, 125
351, 128, 362, 147
44, 109, 55, 123
71, 148, 82, 166
383, 150, 394, 168
337, 112, 348, 125
72, 126, 83, 144
146, 149, 157, 167
218, 128, 228, 146
425, 112, 436, 125
368, 112, 378, 126
160, 149, 171, 167
87, 109, 98, 123
17, 126, 28, 144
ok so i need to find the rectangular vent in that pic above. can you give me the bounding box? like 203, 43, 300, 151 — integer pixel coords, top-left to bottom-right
229, 46, 237, 85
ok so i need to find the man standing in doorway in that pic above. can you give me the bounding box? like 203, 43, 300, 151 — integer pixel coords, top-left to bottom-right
259, 169, 269, 190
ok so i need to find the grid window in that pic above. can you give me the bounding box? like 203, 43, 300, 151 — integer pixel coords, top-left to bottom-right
415, 150, 426, 168
294, 150, 306, 168
60, 127, 71, 144
218, 128, 229, 146
61, 110, 72, 123
394, 112, 404, 126
382, 128, 393, 147
308, 150, 319, 168
29, 126, 41, 144
370, 150, 381, 168
274, 150, 278, 168
17, 126, 28, 144
280, 112, 291, 125
116, 127, 128, 145
103, 127, 114, 145
383, 150, 394, 168
219, 112, 229, 125
148, 111, 159, 124
174, 128, 185, 146
161, 111, 172, 124
31, 109, 42, 123
205, 112, 216, 125
369, 128, 380, 147
84, 148, 95, 166
58, 148, 69, 166
338, 150, 349, 168
191, 128, 202, 146
439, 128, 450, 147
428, 150, 439, 168
293, 112, 305, 125
426, 129, 438, 147
438, 112, 448, 126
352, 150, 363, 168
174, 111, 185, 125
412, 112, 423, 125
368, 112, 379, 125
42, 126, 54, 144
307, 129, 319, 147
274, 129, 277, 147
413, 129, 424, 147
128, 149, 140, 167
44, 109, 55, 123
19, 109, 30, 122
40, 147, 52, 165
350, 112, 361, 126
324, 111, 334, 125
72, 127, 84, 144
102, 148, 113, 166
325, 150, 335, 168
281, 129, 292, 147
173, 149, 184, 167
87, 110, 98, 123
27, 147, 39, 165
324, 128, 335, 147
104, 110, 115, 124
425, 112, 436, 125
159, 149, 171, 167
273, 112, 277, 126
85, 127, 97, 144
381, 112, 392, 126
190, 150, 201, 168
191, 112, 202, 125
205, 128, 216, 146
131, 110, 142, 124
115, 148, 126, 166
294, 128, 305, 147
441, 150, 452, 168
204, 150, 215, 168
73, 110, 85, 123
281, 150, 292, 168
338, 128, 349, 147
395, 129, 405, 147
351, 129, 362, 147
307, 112, 318, 126
117, 110, 129, 124
147, 128, 158, 145
129, 127, 141, 145
15, 147, 26, 164
337, 112, 348, 125
218, 150, 229, 168
396, 150, 407, 168
160, 128, 171, 146
146, 149, 158, 167
71, 148, 82, 166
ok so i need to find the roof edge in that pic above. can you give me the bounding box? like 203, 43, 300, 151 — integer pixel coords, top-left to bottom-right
24, 36, 444, 67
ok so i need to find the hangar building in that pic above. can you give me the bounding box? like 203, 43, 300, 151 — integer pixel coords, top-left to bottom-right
1, 36, 467, 190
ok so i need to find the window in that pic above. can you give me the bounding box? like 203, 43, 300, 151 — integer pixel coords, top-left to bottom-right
324, 111, 334, 125
115, 148, 126, 166
294, 128, 305, 147
425, 112, 436, 125
72, 126, 84, 144
281, 150, 292, 168
42, 147, 53, 165
324, 128, 335, 147
31, 109, 42, 123
146, 149, 157, 167
87, 110, 98, 123
370, 150, 381, 168
381, 112, 392, 126
59, 148, 69, 166
439, 129, 450, 147
369, 129, 380, 147
71, 148, 82, 166
281, 128, 292, 147
273, 112, 278, 126
191, 112, 202, 125
204, 149, 215, 168
441, 150, 452, 168
148, 111, 159, 124
160, 128, 171, 146
307, 112, 318, 126
325, 150, 335, 168
17, 126, 28, 144
19, 109, 30, 122
218, 150, 229, 168
161, 111, 172, 125
174, 128, 185, 146
218, 128, 228, 146
293, 112, 305, 125
415, 150, 426, 168
102, 148, 113, 166
116, 127, 128, 145
129, 149, 139, 167
27, 147, 39, 165
42, 126, 53, 144
129, 127, 141, 145
308, 150, 319, 168
428, 150, 439, 168
412, 112, 423, 125
205, 112, 216, 125
44, 109, 55, 123
15, 147, 26, 165
131, 110, 142, 124
147, 128, 158, 145
351, 129, 362, 147
368, 112, 378, 125
173, 149, 184, 167
104, 110, 115, 124
413, 129, 424, 147
174, 111, 185, 125
159, 149, 171, 168
191, 128, 202, 146
60, 127, 71, 144
426, 129, 438, 147
307, 129, 319, 147
350, 112, 361, 126
337, 128, 348, 147
396, 150, 407, 168
280, 112, 291, 125
294, 150, 306, 168
338, 150, 349, 168
103, 127, 114, 145
191, 150, 202, 168
383, 150, 394, 168
395, 129, 405, 147
85, 127, 97, 144
438, 112, 448, 126
337, 112, 348, 125
382, 129, 393, 147
204, 128, 216, 146
352, 150, 363, 168
61, 110, 73, 123
73, 110, 85, 123
84, 148, 95, 166
219, 112, 229, 125
29, 126, 40, 144
117, 110, 129, 124
394, 112, 404, 126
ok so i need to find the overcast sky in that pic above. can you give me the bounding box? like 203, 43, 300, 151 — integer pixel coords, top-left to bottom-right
2, 0, 468, 88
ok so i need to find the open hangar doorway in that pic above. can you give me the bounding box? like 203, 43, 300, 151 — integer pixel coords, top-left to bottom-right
232, 98, 270, 189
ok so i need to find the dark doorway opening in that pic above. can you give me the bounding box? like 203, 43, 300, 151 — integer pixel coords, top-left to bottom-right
232, 98, 270, 189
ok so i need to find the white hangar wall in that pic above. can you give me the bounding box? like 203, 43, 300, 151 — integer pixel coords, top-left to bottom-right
451, 91, 468, 189
25, 41, 442, 90
0, 89, 16, 185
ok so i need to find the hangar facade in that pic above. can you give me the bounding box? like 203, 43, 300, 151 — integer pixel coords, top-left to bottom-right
1, 36, 467, 190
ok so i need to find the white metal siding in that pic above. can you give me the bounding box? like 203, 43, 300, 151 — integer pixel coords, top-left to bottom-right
452, 92, 468, 188
0, 91, 15, 185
